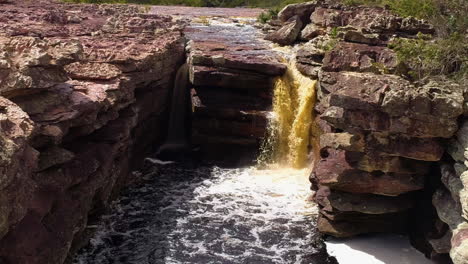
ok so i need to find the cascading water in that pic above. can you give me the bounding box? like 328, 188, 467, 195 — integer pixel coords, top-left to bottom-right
156, 63, 192, 160
73, 18, 336, 264
258, 61, 320, 169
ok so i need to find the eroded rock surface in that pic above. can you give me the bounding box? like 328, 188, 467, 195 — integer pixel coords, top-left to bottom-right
182, 15, 286, 166
0, 1, 185, 263
264, 1, 466, 263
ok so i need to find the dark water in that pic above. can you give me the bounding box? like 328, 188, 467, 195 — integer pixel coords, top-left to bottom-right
73, 162, 337, 264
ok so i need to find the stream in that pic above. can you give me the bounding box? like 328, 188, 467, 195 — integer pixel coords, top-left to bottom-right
73, 162, 337, 264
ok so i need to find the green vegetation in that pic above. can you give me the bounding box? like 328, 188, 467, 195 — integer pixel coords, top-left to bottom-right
339, 0, 467, 81
389, 33, 467, 80
257, 8, 279, 23
63, 0, 310, 8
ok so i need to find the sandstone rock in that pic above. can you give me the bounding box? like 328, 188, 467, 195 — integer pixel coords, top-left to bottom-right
64, 62, 122, 80
37, 147, 75, 172
296, 42, 325, 66
310, 6, 434, 35
451, 222, 468, 264
320, 132, 364, 152
320, 72, 464, 125
190, 65, 274, 90
187, 40, 286, 76
322, 42, 397, 73
265, 16, 303, 46
440, 163, 464, 204
295, 41, 325, 77
321, 106, 458, 138
316, 187, 415, 214
310, 7, 342, 28
365, 132, 444, 161
343, 30, 384, 45
321, 131, 443, 161
317, 211, 408, 237
433, 188, 464, 230
314, 148, 425, 196
278, 1, 317, 23
461, 171, 468, 221
300, 23, 325, 40
428, 229, 452, 254
0, 96, 37, 241
0, 1, 186, 263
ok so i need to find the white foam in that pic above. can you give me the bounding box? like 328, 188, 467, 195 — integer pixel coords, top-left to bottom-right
144, 157, 175, 165
325, 234, 440, 264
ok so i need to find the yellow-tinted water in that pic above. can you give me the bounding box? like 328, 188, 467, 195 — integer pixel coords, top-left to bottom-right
259, 61, 320, 169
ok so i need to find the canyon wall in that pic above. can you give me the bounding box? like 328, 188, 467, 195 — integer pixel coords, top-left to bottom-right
264, 1, 467, 263
182, 14, 286, 166
0, 1, 184, 263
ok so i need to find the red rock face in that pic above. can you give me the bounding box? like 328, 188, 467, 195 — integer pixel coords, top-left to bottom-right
182, 13, 285, 166
0, 1, 185, 263
264, 1, 465, 253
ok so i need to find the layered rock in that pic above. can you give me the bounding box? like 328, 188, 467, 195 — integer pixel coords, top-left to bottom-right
0, 1, 185, 263
184, 16, 286, 166
265, 1, 466, 262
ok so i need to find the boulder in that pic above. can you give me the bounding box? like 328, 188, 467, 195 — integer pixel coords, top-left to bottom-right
265, 16, 303, 46
322, 42, 397, 73
451, 223, 468, 264
278, 1, 317, 23
300, 23, 325, 40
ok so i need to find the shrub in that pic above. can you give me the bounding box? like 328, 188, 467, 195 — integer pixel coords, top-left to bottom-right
389, 33, 467, 81
339, 0, 467, 82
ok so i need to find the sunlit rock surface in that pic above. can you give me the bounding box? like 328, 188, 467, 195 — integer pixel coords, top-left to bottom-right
263, 1, 466, 262
0, 1, 184, 262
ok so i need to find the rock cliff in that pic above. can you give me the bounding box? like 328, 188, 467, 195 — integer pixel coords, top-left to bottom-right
264, 0, 466, 263
0, 1, 184, 263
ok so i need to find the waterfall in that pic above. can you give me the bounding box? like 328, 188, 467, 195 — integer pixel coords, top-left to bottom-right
156, 63, 192, 160
258, 61, 320, 169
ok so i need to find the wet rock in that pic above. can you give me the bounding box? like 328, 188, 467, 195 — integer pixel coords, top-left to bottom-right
190, 65, 274, 90
316, 187, 415, 214
265, 16, 303, 46
185, 17, 284, 166
73, 165, 337, 263
318, 211, 408, 237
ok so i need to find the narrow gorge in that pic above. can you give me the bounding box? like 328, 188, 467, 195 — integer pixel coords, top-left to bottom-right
0, 0, 467, 264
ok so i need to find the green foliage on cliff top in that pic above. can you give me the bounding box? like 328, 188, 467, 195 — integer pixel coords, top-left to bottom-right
62, 0, 310, 8
341, 0, 467, 81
